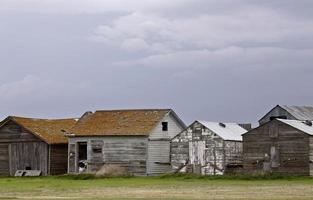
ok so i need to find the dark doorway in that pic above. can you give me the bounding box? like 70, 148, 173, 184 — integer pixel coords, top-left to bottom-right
78, 142, 87, 161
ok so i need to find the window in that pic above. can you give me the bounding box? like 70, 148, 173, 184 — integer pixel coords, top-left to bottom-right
92, 147, 102, 153
162, 122, 168, 131
25, 166, 31, 170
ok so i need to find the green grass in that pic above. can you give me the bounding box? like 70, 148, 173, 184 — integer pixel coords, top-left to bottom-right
0, 174, 312, 200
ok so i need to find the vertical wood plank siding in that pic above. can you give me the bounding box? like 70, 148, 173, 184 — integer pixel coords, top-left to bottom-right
0, 144, 9, 175
0, 121, 50, 176
9, 142, 48, 175
243, 120, 310, 176
309, 136, 313, 176
49, 144, 68, 175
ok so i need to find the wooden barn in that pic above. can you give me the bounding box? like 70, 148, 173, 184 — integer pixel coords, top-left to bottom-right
67, 109, 186, 176
259, 105, 313, 125
0, 116, 77, 176
243, 118, 313, 176
171, 121, 247, 175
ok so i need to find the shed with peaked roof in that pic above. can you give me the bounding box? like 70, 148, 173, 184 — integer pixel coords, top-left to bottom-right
67, 109, 186, 176
171, 120, 247, 175
0, 116, 77, 176
243, 118, 313, 176
259, 105, 313, 125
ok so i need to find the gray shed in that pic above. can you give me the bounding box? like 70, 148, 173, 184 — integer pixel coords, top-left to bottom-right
171, 121, 247, 175
243, 118, 313, 176
0, 116, 77, 176
259, 105, 313, 125
67, 109, 186, 176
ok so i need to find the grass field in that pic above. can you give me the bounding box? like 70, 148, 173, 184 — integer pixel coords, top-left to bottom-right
0, 175, 312, 200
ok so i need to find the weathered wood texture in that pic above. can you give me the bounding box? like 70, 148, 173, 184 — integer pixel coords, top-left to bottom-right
9, 142, 48, 175
243, 120, 310, 176
0, 144, 9, 176
259, 106, 296, 125
147, 113, 184, 175
147, 140, 171, 175
69, 136, 148, 176
0, 120, 68, 176
171, 121, 242, 175
309, 136, 313, 176
49, 144, 68, 175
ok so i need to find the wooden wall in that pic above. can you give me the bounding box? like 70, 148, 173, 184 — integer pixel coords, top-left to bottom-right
171, 121, 243, 175
309, 136, 313, 176
147, 113, 185, 175
243, 120, 310, 176
0, 144, 9, 176
49, 144, 68, 175
68, 136, 148, 176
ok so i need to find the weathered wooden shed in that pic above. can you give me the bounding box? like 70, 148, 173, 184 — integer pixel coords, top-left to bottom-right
243, 118, 313, 176
0, 116, 77, 176
259, 105, 313, 125
67, 109, 186, 176
171, 121, 247, 175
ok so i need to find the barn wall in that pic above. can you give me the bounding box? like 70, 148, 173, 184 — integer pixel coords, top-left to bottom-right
171, 121, 242, 175
259, 106, 296, 125
49, 144, 68, 175
147, 113, 184, 175
309, 136, 313, 176
0, 144, 9, 176
149, 112, 185, 139
147, 140, 171, 175
243, 120, 310, 176
68, 136, 148, 176
9, 142, 48, 175
0, 120, 49, 176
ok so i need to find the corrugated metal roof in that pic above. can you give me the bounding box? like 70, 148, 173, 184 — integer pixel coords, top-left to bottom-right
70, 109, 172, 136
277, 119, 313, 136
280, 105, 313, 120
198, 121, 246, 141
3, 116, 78, 144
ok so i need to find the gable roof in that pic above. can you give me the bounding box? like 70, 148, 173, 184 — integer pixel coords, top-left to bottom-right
0, 116, 78, 144
70, 109, 183, 136
277, 119, 313, 136
280, 105, 313, 120
198, 121, 247, 141
259, 105, 313, 123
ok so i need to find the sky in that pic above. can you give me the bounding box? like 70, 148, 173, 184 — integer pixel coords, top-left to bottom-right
1, 0, 313, 124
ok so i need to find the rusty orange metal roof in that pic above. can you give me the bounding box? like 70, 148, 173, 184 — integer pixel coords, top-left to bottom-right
4, 116, 78, 144
70, 109, 171, 136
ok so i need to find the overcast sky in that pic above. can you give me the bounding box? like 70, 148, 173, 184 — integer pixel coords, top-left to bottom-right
1, 0, 313, 124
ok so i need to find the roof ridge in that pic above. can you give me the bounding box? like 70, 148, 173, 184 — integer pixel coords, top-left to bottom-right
95, 109, 171, 113
10, 116, 78, 121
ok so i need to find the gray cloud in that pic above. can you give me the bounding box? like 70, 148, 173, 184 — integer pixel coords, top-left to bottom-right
0, 0, 313, 125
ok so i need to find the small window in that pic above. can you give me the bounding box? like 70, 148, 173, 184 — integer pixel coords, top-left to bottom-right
92, 147, 102, 153
162, 122, 168, 131
25, 166, 31, 170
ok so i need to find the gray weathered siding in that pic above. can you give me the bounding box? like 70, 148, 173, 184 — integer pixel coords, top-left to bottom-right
9, 142, 48, 175
68, 136, 148, 176
171, 121, 242, 175
147, 113, 185, 175
309, 136, 313, 176
243, 120, 310, 176
259, 106, 296, 125
147, 140, 171, 175
0, 144, 9, 176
